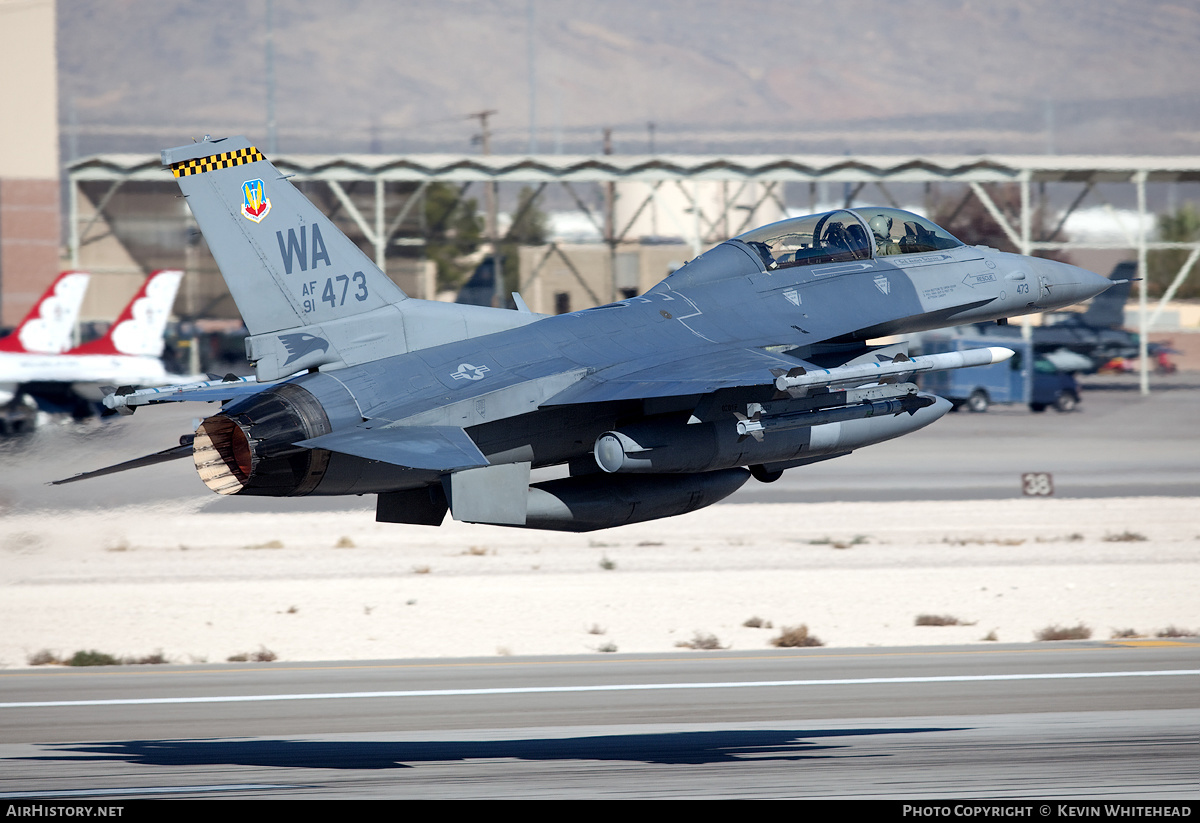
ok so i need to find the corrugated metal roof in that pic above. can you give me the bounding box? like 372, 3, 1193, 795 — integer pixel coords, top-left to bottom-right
67, 152, 1200, 184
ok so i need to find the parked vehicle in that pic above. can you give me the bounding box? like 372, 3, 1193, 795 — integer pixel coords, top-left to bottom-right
919, 334, 1080, 413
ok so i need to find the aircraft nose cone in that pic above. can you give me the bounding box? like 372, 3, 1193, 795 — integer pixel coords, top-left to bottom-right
1031, 259, 1113, 309
1072, 265, 1116, 303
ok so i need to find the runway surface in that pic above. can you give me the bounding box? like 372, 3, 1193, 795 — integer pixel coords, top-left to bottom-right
1, 641, 1197, 799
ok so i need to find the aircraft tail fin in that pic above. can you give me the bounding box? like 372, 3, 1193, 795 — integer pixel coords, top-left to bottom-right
1083, 261, 1135, 329
68, 269, 183, 357
0, 271, 91, 353
160, 136, 542, 382
160, 137, 407, 339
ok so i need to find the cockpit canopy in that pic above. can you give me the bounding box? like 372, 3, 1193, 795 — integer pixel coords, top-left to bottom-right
734, 208, 963, 271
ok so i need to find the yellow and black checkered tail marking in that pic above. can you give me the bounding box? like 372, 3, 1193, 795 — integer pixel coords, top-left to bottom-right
170, 146, 265, 178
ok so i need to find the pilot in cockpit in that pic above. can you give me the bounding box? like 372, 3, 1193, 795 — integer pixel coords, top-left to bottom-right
869, 214, 901, 257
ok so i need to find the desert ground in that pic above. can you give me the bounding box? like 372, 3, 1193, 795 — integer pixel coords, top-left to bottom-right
2, 495, 1196, 668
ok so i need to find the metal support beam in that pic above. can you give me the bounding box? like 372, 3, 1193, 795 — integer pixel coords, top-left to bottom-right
967, 182, 1023, 250
385, 180, 428, 241
521, 241, 603, 308
327, 180, 381, 269
1019, 172, 1032, 257
72, 179, 126, 260
1147, 245, 1200, 330
1136, 170, 1150, 395
874, 181, 900, 209
842, 181, 866, 209
1040, 181, 1094, 242
63, 150, 1200, 373
374, 178, 385, 270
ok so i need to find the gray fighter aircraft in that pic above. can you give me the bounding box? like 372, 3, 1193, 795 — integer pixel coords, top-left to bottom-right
61, 137, 1112, 531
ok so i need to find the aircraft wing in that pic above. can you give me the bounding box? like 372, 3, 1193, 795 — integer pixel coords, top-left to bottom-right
542, 345, 801, 406
543, 344, 1014, 407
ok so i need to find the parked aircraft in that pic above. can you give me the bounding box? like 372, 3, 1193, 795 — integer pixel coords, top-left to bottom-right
1, 269, 183, 421
1, 271, 91, 431
63, 137, 1111, 530
0, 270, 91, 355
960, 261, 1140, 371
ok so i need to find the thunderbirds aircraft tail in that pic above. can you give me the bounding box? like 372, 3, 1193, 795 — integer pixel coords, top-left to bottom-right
162, 137, 536, 381
66, 269, 182, 358
0, 271, 91, 354
0, 269, 183, 421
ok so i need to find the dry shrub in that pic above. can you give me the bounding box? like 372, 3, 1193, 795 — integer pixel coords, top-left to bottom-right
676, 631, 726, 650
915, 614, 976, 627
131, 650, 169, 665
228, 646, 278, 663
66, 650, 121, 666
1035, 624, 1092, 641
1103, 531, 1147, 542
244, 539, 284, 549
771, 625, 823, 648
1156, 626, 1197, 638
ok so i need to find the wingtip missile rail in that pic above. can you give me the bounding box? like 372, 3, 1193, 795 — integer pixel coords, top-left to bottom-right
103, 375, 262, 414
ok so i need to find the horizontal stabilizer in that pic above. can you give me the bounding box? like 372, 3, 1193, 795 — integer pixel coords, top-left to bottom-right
296, 425, 488, 471
51, 437, 194, 485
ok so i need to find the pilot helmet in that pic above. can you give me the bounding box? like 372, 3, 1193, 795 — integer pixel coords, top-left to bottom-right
869, 214, 893, 239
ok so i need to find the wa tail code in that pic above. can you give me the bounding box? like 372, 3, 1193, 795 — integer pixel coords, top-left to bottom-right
276, 224, 331, 275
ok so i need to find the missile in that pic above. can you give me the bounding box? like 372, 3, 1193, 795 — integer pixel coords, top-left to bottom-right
773, 346, 1014, 392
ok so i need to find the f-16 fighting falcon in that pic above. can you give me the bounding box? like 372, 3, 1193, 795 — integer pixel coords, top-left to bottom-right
60, 137, 1113, 531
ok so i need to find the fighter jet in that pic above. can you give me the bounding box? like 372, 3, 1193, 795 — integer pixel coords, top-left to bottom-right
62, 137, 1112, 530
